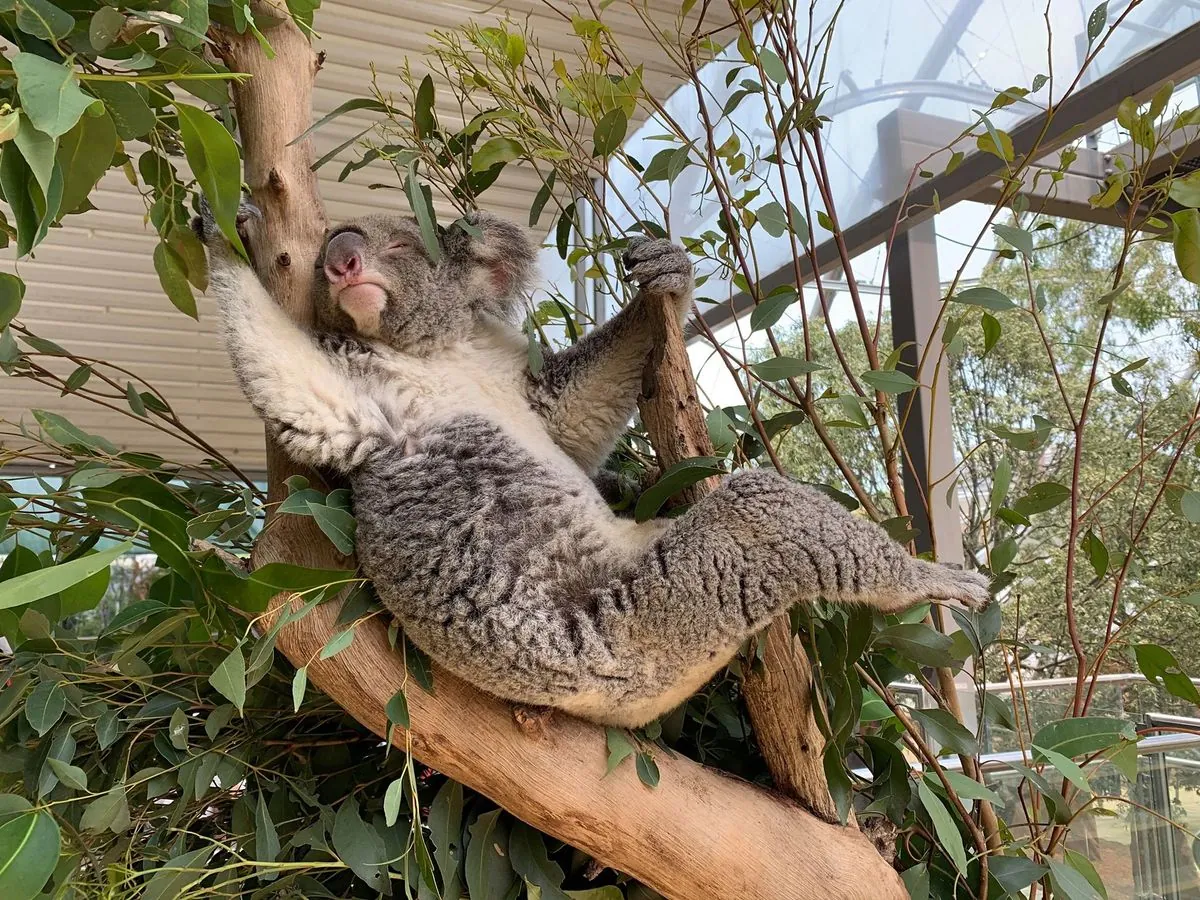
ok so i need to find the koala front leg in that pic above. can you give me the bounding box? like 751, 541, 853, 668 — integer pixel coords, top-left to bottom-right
614, 470, 990, 657
532, 238, 693, 473
194, 200, 392, 473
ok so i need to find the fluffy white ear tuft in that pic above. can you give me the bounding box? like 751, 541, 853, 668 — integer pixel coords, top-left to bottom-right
445, 212, 537, 314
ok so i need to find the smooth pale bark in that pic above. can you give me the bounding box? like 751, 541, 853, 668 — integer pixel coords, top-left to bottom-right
215, 6, 904, 898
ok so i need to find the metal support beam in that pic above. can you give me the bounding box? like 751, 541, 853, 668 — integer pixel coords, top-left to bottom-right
887, 217, 977, 732
887, 220, 963, 564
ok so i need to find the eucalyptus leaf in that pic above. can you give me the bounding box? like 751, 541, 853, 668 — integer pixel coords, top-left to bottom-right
0, 799, 60, 900
916, 778, 968, 876
209, 647, 247, 713
24, 682, 65, 737
142, 847, 212, 900
1032, 717, 1136, 760
430, 778, 464, 897
13, 54, 95, 139
466, 809, 516, 900
176, 104, 245, 258
633, 457, 725, 522
332, 798, 389, 892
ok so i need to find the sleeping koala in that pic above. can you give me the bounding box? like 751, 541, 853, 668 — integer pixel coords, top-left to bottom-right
196, 201, 990, 728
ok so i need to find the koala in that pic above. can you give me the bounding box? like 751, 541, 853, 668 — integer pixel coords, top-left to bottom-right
196, 200, 990, 729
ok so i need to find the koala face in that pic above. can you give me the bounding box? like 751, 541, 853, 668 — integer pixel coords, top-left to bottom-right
313, 212, 536, 352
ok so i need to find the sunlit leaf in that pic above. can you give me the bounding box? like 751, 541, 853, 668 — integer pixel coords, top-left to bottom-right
176, 103, 245, 257
154, 242, 198, 319
605, 728, 635, 774
472, 136, 524, 173
1172, 209, 1200, 285
0, 541, 131, 610
318, 627, 355, 661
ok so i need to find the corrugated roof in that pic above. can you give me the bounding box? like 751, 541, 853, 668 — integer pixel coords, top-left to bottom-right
1, 1, 702, 474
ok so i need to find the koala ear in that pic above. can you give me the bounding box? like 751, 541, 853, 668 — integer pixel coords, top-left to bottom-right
445, 212, 536, 312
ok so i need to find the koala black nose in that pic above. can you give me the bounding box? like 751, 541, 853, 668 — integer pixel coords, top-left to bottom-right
324, 230, 365, 283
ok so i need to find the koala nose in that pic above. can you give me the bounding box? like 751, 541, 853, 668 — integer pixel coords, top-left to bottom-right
324, 231, 365, 283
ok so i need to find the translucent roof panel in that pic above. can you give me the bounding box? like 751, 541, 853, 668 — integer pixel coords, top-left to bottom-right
605, 0, 1200, 310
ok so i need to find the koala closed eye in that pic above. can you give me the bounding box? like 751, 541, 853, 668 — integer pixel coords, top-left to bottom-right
384, 236, 421, 256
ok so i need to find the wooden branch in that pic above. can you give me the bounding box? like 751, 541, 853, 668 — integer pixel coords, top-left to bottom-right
638, 303, 838, 822
215, 7, 905, 898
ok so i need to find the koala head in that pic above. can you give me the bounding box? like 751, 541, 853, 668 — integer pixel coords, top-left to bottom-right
313, 211, 536, 352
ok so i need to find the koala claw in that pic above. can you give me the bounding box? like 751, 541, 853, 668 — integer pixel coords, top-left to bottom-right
622, 236, 693, 299
191, 194, 261, 248
914, 561, 993, 611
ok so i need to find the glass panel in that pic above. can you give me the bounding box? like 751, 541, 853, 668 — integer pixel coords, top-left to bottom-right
981, 681, 1200, 754
604, 0, 1200, 312
984, 735, 1200, 899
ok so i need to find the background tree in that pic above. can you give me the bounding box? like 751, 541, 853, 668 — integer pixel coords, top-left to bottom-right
771, 219, 1200, 689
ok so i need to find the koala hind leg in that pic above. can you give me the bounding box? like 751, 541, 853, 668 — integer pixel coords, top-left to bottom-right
602, 470, 990, 665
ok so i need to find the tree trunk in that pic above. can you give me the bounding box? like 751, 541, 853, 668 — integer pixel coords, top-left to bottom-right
638, 303, 839, 822
214, 6, 903, 898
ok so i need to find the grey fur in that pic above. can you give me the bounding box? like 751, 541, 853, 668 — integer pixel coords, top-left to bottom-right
197, 200, 991, 728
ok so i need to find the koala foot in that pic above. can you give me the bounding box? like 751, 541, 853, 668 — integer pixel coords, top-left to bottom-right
911, 560, 993, 611
190, 194, 261, 250
622, 236, 694, 301
513, 704, 555, 737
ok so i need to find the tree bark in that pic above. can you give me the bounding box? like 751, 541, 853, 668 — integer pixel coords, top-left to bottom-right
214, 6, 903, 898
637, 304, 839, 822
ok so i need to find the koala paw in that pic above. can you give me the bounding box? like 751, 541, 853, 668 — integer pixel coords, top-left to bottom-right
190, 194, 261, 250
912, 560, 993, 611
622, 236, 694, 301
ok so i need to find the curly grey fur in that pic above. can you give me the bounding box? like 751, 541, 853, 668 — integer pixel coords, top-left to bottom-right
197, 200, 991, 728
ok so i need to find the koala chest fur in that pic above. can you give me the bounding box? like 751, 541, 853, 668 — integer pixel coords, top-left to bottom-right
371, 324, 579, 477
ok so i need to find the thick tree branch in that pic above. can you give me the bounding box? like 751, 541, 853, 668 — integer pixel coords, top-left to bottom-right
638, 303, 839, 823
216, 7, 903, 898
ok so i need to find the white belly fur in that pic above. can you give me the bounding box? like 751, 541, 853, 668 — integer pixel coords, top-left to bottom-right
371, 323, 661, 559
